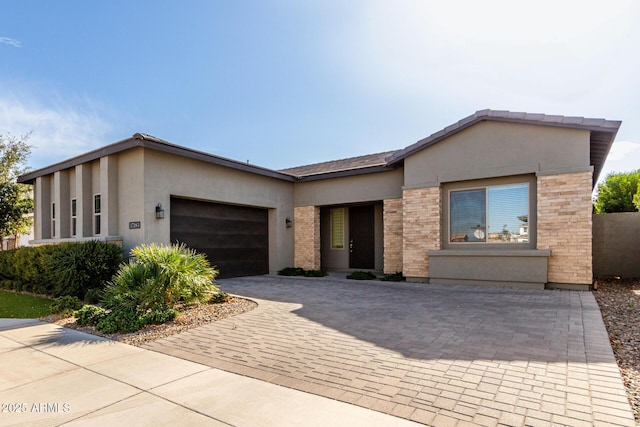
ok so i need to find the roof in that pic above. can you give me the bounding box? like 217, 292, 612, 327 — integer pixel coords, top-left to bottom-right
18, 133, 297, 184
279, 150, 400, 178
386, 109, 621, 186
18, 109, 621, 187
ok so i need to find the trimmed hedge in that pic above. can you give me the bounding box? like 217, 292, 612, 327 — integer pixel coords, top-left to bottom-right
0, 241, 124, 299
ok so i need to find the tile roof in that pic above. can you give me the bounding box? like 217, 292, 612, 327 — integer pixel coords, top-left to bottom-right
279, 150, 400, 177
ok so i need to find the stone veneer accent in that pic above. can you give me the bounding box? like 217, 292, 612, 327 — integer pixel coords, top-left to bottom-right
537, 171, 593, 285
294, 206, 321, 271
383, 198, 403, 274
403, 187, 441, 279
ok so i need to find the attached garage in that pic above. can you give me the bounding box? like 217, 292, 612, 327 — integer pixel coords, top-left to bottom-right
170, 197, 269, 278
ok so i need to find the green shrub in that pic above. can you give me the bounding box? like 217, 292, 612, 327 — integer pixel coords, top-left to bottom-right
0, 242, 123, 298
381, 272, 405, 282
50, 296, 83, 316
84, 288, 103, 304
96, 307, 146, 334
142, 305, 179, 325
104, 243, 218, 312
208, 291, 229, 304
346, 271, 377, 280
278, 267, 305, 276
74, 304, 108, 326
46, 241, 124, 298
277, 267, 327, 277
304, 269, 327, 277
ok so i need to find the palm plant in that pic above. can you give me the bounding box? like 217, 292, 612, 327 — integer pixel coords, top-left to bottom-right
103, 243, 219, 311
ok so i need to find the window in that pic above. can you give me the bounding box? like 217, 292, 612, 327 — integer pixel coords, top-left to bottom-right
330, 208, 345, 249
94, 194, 101, 235
51, 202, 56, 238
449, 183, 529, 244
71, 199, 77, 236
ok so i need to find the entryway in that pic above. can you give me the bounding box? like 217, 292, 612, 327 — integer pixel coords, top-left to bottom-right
320, 203, 382, 272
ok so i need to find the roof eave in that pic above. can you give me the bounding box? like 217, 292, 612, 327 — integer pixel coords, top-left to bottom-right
17, 134, 297, 184
295, 165, 396, 182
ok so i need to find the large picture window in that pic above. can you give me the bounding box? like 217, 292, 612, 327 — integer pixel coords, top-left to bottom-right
449, 183, 529, 243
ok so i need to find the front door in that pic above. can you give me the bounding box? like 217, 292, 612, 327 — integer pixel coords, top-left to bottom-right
349, 205, 375, 269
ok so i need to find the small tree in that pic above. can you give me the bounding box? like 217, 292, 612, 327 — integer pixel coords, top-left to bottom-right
593, 170, 640, 214
0, 133, 33, 249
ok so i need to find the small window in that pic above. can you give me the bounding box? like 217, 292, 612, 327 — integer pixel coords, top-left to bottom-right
330, 208, 345, 249
449, 183, 529, 243
71, 199, 77, 237
51, 202, 56, 238
94, 194, 101, 235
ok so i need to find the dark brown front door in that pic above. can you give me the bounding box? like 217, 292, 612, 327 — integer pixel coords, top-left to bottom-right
170, 197, 268, 278
349, 205, 375, 269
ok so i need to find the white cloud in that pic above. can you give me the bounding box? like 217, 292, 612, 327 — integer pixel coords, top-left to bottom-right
325, 0, 640, 112
0, 37, 21, 47
0, 95, 115, 170
599, 140, 640, 177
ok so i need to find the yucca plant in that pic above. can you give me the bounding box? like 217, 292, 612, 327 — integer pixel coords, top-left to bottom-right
103, 243, 219, 312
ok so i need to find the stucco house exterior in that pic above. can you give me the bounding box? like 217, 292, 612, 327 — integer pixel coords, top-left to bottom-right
18, 109, 621, 290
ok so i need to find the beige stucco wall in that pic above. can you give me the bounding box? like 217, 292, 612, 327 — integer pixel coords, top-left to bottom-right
293, 168, 403, 207
404, 121, 591, 188
116, 148, 145, 255
141, 149, 295, 273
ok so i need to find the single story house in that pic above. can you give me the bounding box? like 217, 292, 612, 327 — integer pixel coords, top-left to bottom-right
18, 109, 621, 290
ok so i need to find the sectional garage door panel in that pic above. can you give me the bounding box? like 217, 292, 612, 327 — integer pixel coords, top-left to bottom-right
170, 197, 268, 278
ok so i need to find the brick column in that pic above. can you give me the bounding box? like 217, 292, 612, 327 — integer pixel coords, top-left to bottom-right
383, 198, 403, 274
403, 186, 441, 279
294, 206, 321, 270
537, 171, 593, 285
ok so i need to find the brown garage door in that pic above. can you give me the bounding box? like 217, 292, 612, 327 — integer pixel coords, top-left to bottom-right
170, 197, 268, 278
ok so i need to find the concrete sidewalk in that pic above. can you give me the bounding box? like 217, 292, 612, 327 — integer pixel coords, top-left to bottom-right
0, 319, 420, 427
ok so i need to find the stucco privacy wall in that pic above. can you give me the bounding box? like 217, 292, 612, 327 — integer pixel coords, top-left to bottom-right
402, 187, 441, 279
593, 212, 640, 279
383, 198, 403, 274
537, 171, 593, 285
141, 149, 294, 274
294, 206, 320, 270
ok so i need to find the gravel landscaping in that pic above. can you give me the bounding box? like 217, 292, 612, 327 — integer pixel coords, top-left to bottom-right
45, 296, 257, 347
593, 277, 640, 423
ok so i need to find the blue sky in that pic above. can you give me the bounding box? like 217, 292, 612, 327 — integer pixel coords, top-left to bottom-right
2, 0, 640, 187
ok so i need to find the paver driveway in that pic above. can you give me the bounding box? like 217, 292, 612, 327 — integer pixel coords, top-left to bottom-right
144, 276, 635, 427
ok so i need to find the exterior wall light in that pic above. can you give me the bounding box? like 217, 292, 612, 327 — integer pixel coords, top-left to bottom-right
155, 203, 165, 219
285, 216, 293, 228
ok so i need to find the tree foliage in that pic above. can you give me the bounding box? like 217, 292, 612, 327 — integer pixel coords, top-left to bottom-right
0, 133, 33, 247
593, 170, 640, 214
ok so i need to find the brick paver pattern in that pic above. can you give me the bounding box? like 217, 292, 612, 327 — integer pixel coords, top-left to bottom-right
144, 276, 635, 427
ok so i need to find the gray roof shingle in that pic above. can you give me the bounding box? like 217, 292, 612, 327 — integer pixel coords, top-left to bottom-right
279, 150, 400, 177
